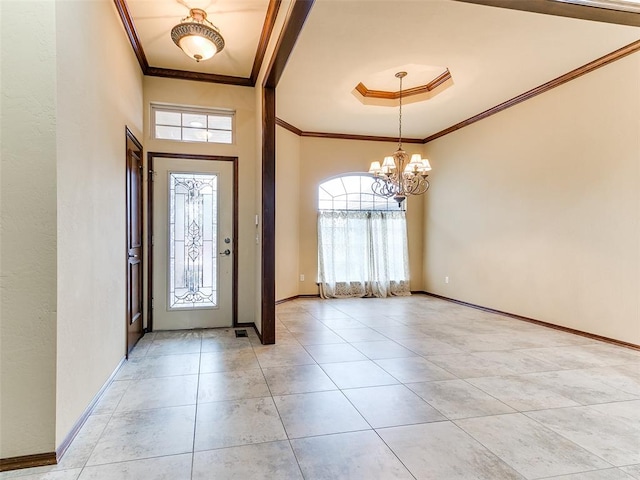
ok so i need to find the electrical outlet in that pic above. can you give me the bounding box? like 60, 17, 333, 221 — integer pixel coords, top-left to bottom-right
300, 274, 305, 282
445, 276, 449, 284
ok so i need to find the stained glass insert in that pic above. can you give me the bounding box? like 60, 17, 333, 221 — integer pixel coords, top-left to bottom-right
169, 172, 218, 309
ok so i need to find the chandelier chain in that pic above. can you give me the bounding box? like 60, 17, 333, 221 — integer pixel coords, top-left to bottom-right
398, 74, 403, 150
368, 71, 431, 206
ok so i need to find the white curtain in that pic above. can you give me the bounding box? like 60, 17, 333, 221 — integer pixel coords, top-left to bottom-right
318, 210, 411, 298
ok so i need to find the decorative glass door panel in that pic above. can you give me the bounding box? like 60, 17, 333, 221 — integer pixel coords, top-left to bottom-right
169, 172, 218, 309
152, 157, 234, 330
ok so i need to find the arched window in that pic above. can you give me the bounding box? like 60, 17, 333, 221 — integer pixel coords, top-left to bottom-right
317, 174, 410, 299
318, 174, 402, 211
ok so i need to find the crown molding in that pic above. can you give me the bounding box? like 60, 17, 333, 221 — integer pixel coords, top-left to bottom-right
278, 39, 640, 145
355, 69, 452, 100
113, 0, 149, 72
276, 118, 424, 144
114, 0, 281, 87
301, 131, 424, 144
454, 0, 640, 27
146, 67, 252, 86
423, 39, 640, 143
275, 117, 303, 135
251, 0, 282, 84
265, 0, 315, 88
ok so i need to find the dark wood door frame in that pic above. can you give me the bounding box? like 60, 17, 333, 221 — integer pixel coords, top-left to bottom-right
147, 152, 239, 332
126, 127, 144, 356
260, 0, 315, 344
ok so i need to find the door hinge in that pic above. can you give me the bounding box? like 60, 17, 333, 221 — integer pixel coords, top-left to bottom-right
149, 169, 156, 181
151, 234, 154, 246
151, 298, 154, 309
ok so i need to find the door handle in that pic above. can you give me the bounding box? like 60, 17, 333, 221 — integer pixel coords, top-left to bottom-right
128, 254, 139, 258
219, 249, 231, 256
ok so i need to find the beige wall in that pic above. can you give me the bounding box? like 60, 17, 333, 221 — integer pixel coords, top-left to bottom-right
144, 77, 258, 325
275, 127, 301, 300
298, 137, 424, 296
423, 52, 640, 345
0, 0, 58, 458
55, 0, 144, 444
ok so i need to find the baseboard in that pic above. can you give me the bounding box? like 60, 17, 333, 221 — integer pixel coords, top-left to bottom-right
1, 355, 128, 473
235, 322, 255, 328
0, 452, 57, 472
252, 323, 263, 343
420, 291, 640, 351
275, 294, 321, 305
56, 356, 127, 461
275, 295, 299, 305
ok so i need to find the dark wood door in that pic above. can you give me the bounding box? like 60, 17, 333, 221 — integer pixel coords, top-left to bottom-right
126, 129, 144, 355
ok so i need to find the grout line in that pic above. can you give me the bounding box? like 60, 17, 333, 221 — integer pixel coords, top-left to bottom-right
189, 334, 203, 479
248, 332, 307, 479
67, 339, 148, 478
42, 299, 637, 480
284, 305, 420, 479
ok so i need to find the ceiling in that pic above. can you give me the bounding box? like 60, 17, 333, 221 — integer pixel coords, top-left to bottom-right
277, 0, 640, 139
119, 0, 640, 140
123, 0, 272, 81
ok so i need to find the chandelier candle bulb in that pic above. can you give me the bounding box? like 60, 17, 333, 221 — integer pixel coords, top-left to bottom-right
368, 72, 431, 206
409, 157, 420, 167
368, 161, 382, 175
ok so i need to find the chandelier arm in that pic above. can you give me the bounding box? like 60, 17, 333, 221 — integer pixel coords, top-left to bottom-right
369, 71, 430, 206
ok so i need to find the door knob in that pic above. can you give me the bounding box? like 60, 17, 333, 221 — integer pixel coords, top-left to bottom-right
219, 249, 231, 256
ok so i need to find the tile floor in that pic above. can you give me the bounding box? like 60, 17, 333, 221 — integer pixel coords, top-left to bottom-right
3, 295, 640, 479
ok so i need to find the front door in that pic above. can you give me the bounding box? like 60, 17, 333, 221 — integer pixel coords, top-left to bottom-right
126, 129, 144, 354
151, 155, 234, 330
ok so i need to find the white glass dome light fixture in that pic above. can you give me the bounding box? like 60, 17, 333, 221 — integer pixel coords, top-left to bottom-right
369, 72, 432, 206
171, 8, 225, 63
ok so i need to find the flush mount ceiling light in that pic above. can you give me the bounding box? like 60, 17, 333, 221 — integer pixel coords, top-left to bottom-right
369, 72, 432, 206
171, 8, 225, 63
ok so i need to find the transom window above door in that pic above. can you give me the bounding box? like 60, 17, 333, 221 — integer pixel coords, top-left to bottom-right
152, 103, 234, 144
318, 174, 404, 211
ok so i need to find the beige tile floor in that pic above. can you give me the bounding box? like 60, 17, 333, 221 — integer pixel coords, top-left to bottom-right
3, 295, 640, 479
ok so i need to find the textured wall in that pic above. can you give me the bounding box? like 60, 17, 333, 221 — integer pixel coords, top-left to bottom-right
0, 0, 58, 458
55, 0, 143, 444
297, 137, 425, 295
423, 52, 640, 344
275, 127, 301, 301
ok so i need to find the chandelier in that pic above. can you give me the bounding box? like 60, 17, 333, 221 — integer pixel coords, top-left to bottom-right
369, 72, 432, 205
171, 8, 225, 63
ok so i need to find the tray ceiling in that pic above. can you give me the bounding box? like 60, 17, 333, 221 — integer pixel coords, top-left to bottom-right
116, 0, 640, 140
277, 0, 640, 139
